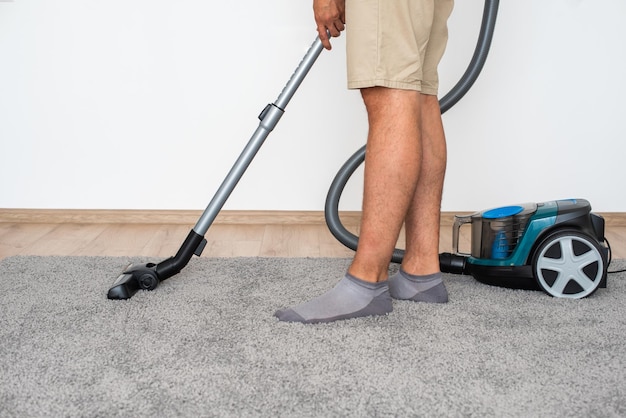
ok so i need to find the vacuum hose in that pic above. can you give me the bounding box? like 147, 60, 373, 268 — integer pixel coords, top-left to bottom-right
324, 0, 500, 264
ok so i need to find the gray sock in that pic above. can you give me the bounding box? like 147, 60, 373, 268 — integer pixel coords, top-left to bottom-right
388, 269, 448, 303
274, 274, 393, 324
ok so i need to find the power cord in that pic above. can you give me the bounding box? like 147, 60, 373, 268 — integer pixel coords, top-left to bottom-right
606, 238, 626, 274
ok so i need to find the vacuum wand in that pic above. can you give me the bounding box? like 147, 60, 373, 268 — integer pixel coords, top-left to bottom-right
108, 36, 326, 300
193, 37, 325, 236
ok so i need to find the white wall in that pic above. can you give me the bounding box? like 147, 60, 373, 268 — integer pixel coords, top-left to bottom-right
1, 0, 624, 212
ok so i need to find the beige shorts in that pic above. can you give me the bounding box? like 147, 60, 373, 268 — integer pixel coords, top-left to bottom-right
346, 0, 454, 95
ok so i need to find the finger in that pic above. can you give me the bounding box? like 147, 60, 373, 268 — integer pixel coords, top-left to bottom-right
334, 19, 345, 33
327, 24, 341, 38
317, 25, 332, 50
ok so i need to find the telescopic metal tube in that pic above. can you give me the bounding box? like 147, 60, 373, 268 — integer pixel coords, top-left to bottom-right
193, 37, 325, 235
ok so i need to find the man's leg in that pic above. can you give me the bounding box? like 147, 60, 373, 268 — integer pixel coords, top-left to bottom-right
388, 94, 449, 303
385, 0, 453, 302
274, 86, 422, 323
402, 94, 446, 276
348, 87, 424, 283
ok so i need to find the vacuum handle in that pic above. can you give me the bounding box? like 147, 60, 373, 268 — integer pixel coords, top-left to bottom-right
274, 36, 325, 110
453, 215, 473, 257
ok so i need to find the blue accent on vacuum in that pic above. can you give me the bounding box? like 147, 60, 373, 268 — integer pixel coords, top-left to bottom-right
483, 206, 524, 219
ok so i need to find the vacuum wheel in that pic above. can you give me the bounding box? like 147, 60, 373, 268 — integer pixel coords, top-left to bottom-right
532, 230, 605, 299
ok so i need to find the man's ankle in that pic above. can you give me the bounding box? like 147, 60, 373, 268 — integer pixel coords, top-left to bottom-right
347, 264, 388, 283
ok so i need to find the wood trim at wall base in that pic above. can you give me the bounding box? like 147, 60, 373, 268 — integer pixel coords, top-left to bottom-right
1, 209, 625, 227
0, 209, 363, 227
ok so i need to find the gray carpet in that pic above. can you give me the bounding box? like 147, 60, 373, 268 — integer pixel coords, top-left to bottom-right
0, 255, 625, 417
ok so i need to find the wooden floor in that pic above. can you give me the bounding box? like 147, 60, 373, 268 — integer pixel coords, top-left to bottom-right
1, 222, 625, 261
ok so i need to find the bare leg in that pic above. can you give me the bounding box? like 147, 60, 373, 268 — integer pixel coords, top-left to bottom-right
274, 86, 421, 323
402, 94, 447, 276
387, 94, 448, 303
348, 87, 423, 283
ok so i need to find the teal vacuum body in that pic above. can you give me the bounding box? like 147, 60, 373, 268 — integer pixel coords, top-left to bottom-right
440, 199, 609, 299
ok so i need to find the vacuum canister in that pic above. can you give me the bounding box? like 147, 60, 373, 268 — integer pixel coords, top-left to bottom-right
453, 203, 538, 260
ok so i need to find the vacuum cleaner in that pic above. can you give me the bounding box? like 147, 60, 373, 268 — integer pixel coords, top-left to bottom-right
109, 0, 614, 301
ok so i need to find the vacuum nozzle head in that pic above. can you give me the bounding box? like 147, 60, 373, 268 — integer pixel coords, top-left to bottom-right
107, 263, 160, 300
